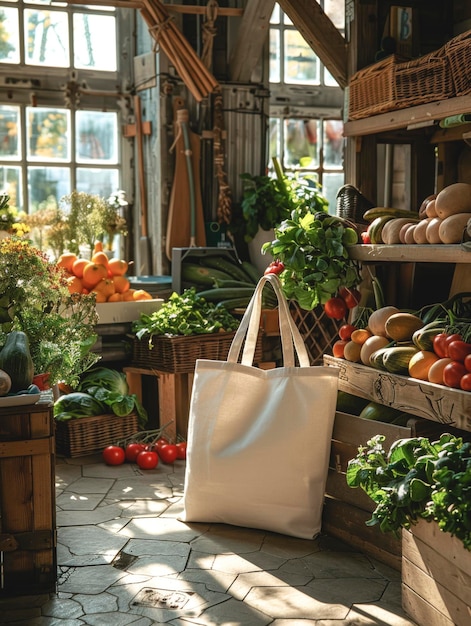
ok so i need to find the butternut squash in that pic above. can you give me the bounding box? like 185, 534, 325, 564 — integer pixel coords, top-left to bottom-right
438, 212, 470, 244
435, 183, 471, 219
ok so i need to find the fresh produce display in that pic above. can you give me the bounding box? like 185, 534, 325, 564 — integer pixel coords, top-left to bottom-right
0, 330, 34, 393
57, 245, 152, 302
54, 366, 147, 425
359, 183, 471, 245
331, 293, 471, 391
179, 254, 270, 310
347, 433, 471, 550
132, 287, 241, 341
262, 210, 361, 312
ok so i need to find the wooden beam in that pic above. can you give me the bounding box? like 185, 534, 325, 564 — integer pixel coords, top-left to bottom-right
277, 0, 347, 89
228, 0, 275, 82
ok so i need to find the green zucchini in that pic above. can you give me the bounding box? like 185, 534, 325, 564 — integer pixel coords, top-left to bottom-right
200, 256, 255, 283
216, 297, 253, 310
412, 325, 445, 351
382, 346, 419, 374
212, 279, 258, 289
181, 263, 233, 286
196, 287, 256, 302
240, 261, 262, 283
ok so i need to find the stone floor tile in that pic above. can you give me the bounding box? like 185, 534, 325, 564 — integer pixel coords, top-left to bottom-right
211, 550, 288, 575
63, 476, 115, 494
190, 525, 265, 554
176, 568, 237, 593
58, 525, 129, 559
118, 498, 171, 518
125, 538, 191, 558
175, 596, 272, 625
57, 502, 129, 526
58, 564, 128, 594
260, 533, 321, 559
348, 604, 418, 625
71, 591, 119, 615
302, 550, 383, 579
39, 597, 84, 620
105, 477, 174, 501
118, 516, 201, 542
56, 492, 106, 510
228, 569, 313, 600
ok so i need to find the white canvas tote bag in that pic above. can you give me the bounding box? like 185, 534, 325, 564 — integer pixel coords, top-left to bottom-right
181, 273, 339, 539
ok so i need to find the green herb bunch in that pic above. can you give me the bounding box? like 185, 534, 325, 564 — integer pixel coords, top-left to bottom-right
132, 288, 240, 342
262, 212, 360, 311
346, 433, 471, 550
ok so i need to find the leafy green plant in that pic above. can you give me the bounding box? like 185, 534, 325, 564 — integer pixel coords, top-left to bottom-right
239, 158, 329, 242
262, 212, 360, 310
346, 433, 471, 550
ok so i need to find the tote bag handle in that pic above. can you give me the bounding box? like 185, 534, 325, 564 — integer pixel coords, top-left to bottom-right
227, 273, 310, 367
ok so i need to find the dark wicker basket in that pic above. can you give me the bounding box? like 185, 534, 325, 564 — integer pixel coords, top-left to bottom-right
336, 185, 375, 225
445, 29, 471, 97
55, 412, 139, 457
132, 331, 264, 373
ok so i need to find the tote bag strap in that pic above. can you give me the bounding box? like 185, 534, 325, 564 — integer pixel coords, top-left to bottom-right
227, 273, 310, 367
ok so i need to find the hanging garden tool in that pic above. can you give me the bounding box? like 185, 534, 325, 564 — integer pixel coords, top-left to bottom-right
165, 98, 206, 260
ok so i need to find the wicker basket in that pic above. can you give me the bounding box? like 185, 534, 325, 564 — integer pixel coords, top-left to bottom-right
336, 184, 375, 225
445, 29, 471, 97
289, 302, 343, 366
55, 412, 139, 458
132, 331, 264, 373
348, 54, 404, 120
394, 45, 454, 108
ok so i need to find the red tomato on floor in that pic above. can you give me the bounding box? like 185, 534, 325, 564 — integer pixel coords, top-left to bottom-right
176, 442, 187, 460
125, 442, 146, 463
158, 444, 178, 464
102, 445, 125, 466
136, 450, 159, 470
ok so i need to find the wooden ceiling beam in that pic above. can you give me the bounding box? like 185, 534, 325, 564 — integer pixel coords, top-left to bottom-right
277, 0, 347, 89
228, 0, 276, 83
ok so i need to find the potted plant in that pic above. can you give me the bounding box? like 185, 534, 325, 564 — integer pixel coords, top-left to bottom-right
347, 432, 471, 625
0, 236, 100, 388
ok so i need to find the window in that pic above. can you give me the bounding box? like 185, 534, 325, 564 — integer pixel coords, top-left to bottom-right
269, 2, 345, 212
0, 1, 131, 215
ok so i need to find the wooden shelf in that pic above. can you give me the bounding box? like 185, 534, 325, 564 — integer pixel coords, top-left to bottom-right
348, 244, 471, 264
323, 355, 471, 433
344, 95, 471, 137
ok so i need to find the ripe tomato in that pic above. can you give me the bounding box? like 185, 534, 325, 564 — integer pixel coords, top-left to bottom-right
264, 260, 285, 275
447, 340, 471, 363
338, 286, 361, 309
465, 353, 471, 373
442, 361, 468, 389
125, 442, 146, 463
153, 437, 170, 451
158, 443, 178, 464
433, 333, 454, 358
102, 445, 125, 466
136, 450, 159, 470
324, 297, 347, 320
460, 372, 471, 391
360, 231, 371, 244
332, 339, 348, 358
338, 323, 356, 341
175, 441, 187, 460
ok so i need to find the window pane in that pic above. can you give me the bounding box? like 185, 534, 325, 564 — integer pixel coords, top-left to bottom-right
0, 165, 22, 209
28, 166, 70, 211
270, 4, 280, 24
25, 9, 69, 67
0, 105, 20, 158
76, 111, 118, 163
76, 167, 119, 197
322, 172, 344, 215
325, 0, 345, 30
27, 107, 70, 161
0, 7, 20, 63
324, 67, 339, 87
324, 120, 344, 167
73, 13, 117, 71
284, 119, 319, 168
284, 30, 318, 84
269, 29, 280, 83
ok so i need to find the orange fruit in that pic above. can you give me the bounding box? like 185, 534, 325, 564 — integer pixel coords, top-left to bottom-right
67, 275, 83, 294
350, 328, 373, 345
113, 275, 130, 294
133, 289, 153, 301
82, 262, 108, 289
57, 252, 77, 273
72, 258, 89, 279
108, 258, 128, 276
93, 240, 104, 253
107, 292, 123, 302
93, 278, 116, 299
408, 350, 440, 381
93, 290, 107, 303
91, 251, 109, 267
122, 289, 136, 301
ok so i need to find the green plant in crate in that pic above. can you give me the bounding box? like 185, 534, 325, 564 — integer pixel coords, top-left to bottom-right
346, 433, 471, 550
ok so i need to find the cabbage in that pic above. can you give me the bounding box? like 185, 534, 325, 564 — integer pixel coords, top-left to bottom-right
77, 367, 128, 395
53, 392, 106, 421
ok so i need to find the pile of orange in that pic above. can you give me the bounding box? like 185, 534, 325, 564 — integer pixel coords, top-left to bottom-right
57, 245, 153, 303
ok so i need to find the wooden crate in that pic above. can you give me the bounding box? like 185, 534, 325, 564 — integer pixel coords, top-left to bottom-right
0, 402, 56, 596
323, 411, 446, 571
55, 412, 139, 458
402, 519, 471, 626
